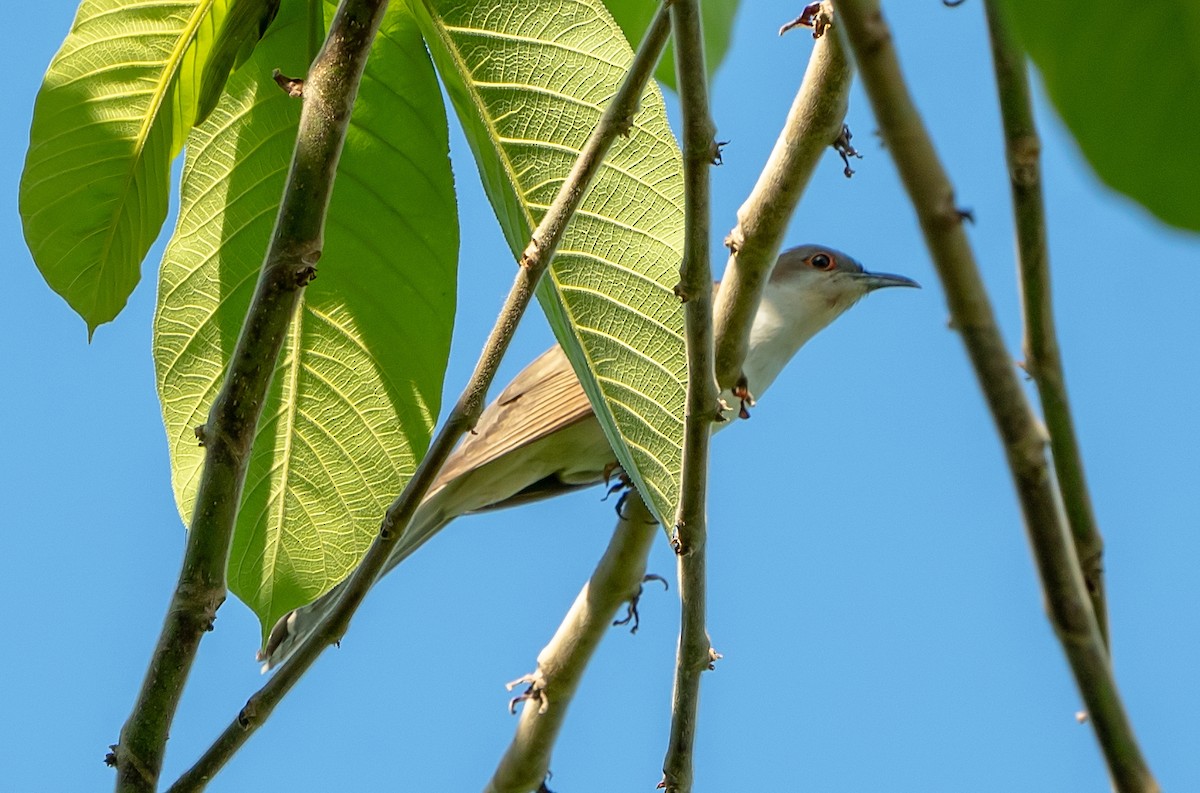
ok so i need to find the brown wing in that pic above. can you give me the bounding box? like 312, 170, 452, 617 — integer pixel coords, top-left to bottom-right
430, 344, 595, 492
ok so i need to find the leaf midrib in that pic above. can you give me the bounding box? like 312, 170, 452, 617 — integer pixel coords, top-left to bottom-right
90, 0, 219, 317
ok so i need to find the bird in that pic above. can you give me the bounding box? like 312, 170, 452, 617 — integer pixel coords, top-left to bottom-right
258, 243, 918, 669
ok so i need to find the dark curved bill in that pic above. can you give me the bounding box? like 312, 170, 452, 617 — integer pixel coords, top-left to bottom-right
856, 270, 921, 291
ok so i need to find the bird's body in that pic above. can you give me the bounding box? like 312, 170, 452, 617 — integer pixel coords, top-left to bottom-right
260, 244, 917, 668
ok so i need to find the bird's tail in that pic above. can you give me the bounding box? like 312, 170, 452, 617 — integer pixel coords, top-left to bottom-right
256, 494, 452, 671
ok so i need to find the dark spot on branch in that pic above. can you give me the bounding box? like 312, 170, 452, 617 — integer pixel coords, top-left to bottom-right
779, 3, 830, 38
670, 524, 684, 554
519, 238, 541, 269
194, 424, 207, 447
508, 683, 540, 714
104, 746, 118, 767
616, 113, 635, 139
711, 139, 728, 166
271, 69, 305, 97
295, 264, 318, 286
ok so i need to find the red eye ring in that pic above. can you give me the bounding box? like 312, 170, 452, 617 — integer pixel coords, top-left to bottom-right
809, 252, 836, 271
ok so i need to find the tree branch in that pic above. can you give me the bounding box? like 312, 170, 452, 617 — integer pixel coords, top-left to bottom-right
662, 2, 718, 791
983, 0, 1109, 648
111, 2, 388, 790
485, 493, 660, 793
833, 2, 1156, 791
163, 8, 675, 790
712, 2, 852, 391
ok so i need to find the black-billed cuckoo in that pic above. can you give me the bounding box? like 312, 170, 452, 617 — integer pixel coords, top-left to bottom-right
260, 244, 918, 668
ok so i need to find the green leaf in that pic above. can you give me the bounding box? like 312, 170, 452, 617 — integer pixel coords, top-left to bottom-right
19, 0, 241, 336
415, 0, 687, 526
154, 2, 458, 635
999, 0, 1200, 231
196, 0, 282, 124
604, 0, 740, 90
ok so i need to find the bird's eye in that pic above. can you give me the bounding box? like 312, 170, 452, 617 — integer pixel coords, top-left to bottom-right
810, 252, 835, 270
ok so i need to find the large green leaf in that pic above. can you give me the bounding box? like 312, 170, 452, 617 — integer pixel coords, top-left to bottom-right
195, 0, 282, 124
999, 0, 1200, 232
154, 2, 457, 634
603, 0, 740, 90
414, 0, 687, 526
20, 0, 244, 336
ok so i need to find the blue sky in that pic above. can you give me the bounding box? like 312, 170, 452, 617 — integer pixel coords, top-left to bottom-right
5, 2, 1199, 792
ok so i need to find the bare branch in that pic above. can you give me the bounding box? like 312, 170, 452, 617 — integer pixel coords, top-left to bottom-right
662, 2, 718, 791
111, 2, 388, 790
713, 1, 852, 391
485, 493, 660, 793
834, 2, 1156, 791
983, 0, 1109, 647
163, 8, 675, 790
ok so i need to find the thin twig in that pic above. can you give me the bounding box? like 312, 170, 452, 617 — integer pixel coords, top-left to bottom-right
163, 9, 675, 791
834, 3, 1157, 791
661, 2, 718, 792
712, 1, 852, 391
111, 2, 388, 790
983, 0, 1109, 648
485, 493, 660, 793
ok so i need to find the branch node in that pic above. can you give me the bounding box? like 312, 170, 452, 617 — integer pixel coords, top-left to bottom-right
779, 2, 831, 38
711, 139, 728, 165
193, 424, 207, 446
505, 673, 548, 715
669, 523, 684, 554
519, 238, 542, 269
615, 111, 635, 139
294, 264, 318, 286
271, 69, 306, 97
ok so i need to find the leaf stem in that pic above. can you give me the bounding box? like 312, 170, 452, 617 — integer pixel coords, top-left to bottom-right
661, 1, 718, 791
712, 1, 852, 391
983, 0, 1109, 648
111, 2, 388, 791
834, 2, 1156, 790
163, 8, 674, 790
484, 492, 660, 793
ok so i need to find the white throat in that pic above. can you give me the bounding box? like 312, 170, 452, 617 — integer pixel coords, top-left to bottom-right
738, 275, 862, 403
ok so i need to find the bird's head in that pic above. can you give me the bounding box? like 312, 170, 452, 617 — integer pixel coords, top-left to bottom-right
741, 244, 919, 398
768, 243, 919, 315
